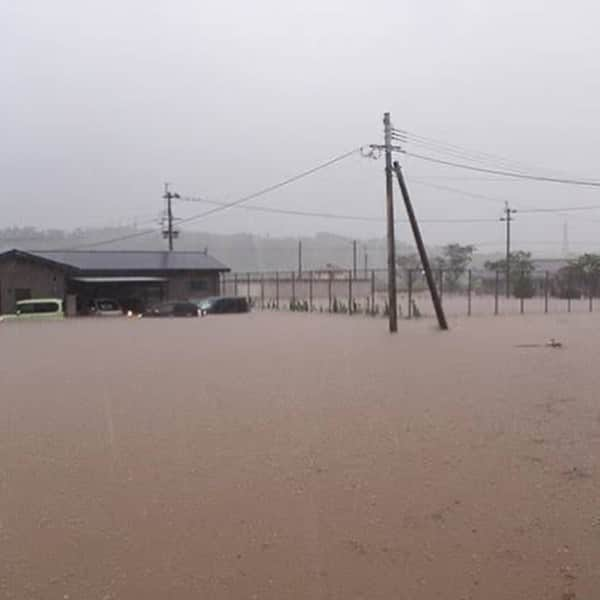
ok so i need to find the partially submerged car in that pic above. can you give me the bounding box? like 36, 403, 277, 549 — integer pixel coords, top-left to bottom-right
0, 298, 65, 322
142, 301, 199, 318
89, 298, 123, 316
195, 296, 249, 316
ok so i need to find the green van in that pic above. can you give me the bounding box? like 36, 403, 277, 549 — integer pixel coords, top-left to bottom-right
0, 298, 65, 322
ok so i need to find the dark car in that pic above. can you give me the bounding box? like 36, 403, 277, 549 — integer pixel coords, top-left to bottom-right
120, 297, 146, 316
142, 301, 199, 318
89, 298, 123, 316
195, 296, 249, 315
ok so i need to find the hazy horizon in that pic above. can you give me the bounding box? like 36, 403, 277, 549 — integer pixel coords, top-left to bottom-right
3, 1, 600, 256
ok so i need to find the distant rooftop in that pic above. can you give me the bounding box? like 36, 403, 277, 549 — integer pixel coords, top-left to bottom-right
5, 249, 229, 272
531, 258, 569, 273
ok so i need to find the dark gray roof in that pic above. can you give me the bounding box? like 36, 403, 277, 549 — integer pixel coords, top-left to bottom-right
531, 258, 569, 273
26, 250, 229, 272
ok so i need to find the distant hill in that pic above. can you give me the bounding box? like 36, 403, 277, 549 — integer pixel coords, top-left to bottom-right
0, 227, 552, 273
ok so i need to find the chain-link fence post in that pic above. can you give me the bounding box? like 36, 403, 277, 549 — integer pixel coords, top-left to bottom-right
494, 271, 499, 315
348, 270, 353, 315
520, 271, 525, 314
467, 269, 472, 316
371, 270, 375, 316
408, 269, 413, 319
567, 269, 572, 313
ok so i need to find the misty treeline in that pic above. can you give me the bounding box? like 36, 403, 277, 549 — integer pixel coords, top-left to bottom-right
0, 227, 408, 272
4, 228, 580, 283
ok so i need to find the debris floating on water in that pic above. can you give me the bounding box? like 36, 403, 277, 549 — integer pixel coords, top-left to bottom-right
514, 338, 564, 349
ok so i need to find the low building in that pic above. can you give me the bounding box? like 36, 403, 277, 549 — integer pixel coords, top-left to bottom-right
0, 249, 229, 315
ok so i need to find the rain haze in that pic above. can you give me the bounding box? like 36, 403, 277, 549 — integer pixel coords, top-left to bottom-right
4, 5, 600, 599
2, 0, 600, 253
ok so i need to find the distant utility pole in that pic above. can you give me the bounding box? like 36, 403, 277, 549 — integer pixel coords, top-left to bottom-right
363, 245, 368, 278
562, 221, 570, 258
500, 202, 517, 298
298, 240, 303, 277
352, 240, 357, 280
162, 183, 180, 251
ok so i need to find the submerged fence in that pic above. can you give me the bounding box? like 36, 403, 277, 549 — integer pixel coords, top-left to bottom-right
219, 269, 600, 319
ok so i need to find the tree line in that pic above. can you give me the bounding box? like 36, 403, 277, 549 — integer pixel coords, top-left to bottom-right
397, 244, 600, 299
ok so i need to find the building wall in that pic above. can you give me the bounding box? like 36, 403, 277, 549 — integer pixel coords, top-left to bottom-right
165, 270, 220, 300
0, 258, 223, 314
0, 257, 67, 314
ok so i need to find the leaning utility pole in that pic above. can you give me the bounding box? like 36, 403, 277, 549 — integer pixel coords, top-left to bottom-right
393, 162, 448, 331
162, 183, 180, 251
500, 202, 517, 297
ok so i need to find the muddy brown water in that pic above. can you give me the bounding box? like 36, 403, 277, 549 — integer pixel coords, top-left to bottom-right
1, 313, 599, 599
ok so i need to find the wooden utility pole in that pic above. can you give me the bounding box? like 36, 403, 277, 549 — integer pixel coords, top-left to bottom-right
368, 113, 404, 333
298, 240, 303, 277
384, 113, 398, 333
500, 202, 517, 298
352, 240, 357, 280
393, 162, 448, 331
162, 183, 180, 251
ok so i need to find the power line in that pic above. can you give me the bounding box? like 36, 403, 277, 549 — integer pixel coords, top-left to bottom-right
63, 227, 163, 250
64, 148, 362, 249
404, 151, 600, 187
180, 196, 385, 222
180, 195, 498, 224
409, 177, 509, 205
409, 178, 600, 216
177, 148, 361, 227
392, 127, 598, 181
392, 130, 535, 173
517, 204, 600, 213
391, 128, 573, 177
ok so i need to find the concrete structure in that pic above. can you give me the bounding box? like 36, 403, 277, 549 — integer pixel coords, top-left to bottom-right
0, 249, 229, 314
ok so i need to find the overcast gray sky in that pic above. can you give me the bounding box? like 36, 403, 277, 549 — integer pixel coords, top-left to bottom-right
2, 0, 600, 254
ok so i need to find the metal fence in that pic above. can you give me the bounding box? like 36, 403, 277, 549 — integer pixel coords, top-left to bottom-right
219, 269, 600, 319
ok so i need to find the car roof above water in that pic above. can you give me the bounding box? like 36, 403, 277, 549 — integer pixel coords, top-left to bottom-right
17, 298, 63, 305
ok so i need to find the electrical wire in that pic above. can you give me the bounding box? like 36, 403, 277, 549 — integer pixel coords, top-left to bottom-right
393, 133, 531, 174
409, 177, 510, 206
180, 196, 499, 224
177, 148, 362, 227
403, 151, 600, 187
64, 148, 362, 249
392, 128, 549, 175
62, 227, 164, 250
517, 205, 600, 213
408, 178, 600, 217
394, 127, 600, 185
